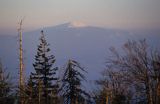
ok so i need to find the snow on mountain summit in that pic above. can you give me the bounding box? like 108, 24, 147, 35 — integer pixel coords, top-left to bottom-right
68, 21, 88, 28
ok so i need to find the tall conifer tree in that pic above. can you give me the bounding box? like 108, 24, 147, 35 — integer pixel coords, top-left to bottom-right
60, 59, 90, 104
30, 30, 59, 104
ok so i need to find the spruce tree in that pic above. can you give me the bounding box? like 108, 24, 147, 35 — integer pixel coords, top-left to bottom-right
24, 76, 37, 104
60, 59, 90, 104
30, 30, 59, 104
0, 60, 14, 104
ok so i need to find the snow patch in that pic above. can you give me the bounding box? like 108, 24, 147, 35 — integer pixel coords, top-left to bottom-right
68, 21, 87, 28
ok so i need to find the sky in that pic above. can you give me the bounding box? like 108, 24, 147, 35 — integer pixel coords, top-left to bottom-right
0, 0, 160, 35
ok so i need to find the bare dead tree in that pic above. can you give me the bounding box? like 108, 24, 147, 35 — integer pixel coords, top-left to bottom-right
104, 39, 160, 104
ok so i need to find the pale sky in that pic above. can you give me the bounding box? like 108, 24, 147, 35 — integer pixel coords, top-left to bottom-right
0, 0, 160, 34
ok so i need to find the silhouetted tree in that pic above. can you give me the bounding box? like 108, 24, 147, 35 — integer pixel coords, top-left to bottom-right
24, 76, 37, 104
60, 59, 90, 104
102, 39, 160, 104
93, 88, 108, 104
0, 60, 14, 104
95, 69, 131, 104
30, 30, 59, 104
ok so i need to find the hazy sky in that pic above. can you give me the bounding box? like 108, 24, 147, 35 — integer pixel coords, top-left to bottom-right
0, 0, 160, 34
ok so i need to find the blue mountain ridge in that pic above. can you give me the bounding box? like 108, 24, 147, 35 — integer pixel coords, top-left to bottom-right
0, 22, 160, 90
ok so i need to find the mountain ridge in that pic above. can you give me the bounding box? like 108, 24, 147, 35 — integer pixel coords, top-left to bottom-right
0, 23, 160, 87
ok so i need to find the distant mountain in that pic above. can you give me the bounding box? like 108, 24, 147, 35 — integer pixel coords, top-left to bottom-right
0, 22, 160, 87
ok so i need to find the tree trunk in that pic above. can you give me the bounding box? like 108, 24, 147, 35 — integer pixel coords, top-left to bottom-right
145, 75, 153, 104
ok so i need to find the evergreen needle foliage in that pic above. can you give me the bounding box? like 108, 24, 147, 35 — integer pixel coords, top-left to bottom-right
28, 30, 59, 104
0, 61, 14, 104
60, 59, 90, 104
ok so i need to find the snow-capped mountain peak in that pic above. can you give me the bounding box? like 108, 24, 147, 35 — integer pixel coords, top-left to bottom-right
68, 21, 88, 28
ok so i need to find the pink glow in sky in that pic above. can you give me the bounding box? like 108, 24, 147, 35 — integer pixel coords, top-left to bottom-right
0, 0, 160, 35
